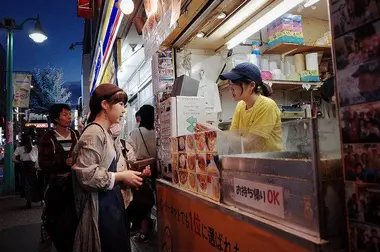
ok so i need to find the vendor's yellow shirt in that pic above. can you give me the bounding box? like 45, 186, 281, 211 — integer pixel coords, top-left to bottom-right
230, 95, 283, 152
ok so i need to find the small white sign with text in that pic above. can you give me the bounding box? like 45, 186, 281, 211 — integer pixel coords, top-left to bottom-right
233, 178, 285, 218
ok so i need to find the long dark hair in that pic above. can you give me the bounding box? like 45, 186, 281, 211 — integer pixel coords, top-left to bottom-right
21, 134, 33, 153
231, 78, 273, 97
138, 104, 155, 130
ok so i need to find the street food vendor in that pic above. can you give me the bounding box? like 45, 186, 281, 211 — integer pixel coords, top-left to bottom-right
195, 62, 283, 153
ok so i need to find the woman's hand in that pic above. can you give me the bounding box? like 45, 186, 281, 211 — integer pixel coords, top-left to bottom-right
195, 122, 221, 132
116, 170, 143, 187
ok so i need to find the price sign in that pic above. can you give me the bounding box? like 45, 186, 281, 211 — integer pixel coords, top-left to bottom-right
233, 178, 285, 218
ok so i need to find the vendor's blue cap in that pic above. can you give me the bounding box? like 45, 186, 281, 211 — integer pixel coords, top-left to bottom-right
220, 62, 263, 83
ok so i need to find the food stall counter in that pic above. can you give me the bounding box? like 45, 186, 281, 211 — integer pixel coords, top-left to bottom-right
156, 179, 332, 252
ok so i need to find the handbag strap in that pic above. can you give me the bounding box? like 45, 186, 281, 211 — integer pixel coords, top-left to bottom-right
139, 127, 151, 158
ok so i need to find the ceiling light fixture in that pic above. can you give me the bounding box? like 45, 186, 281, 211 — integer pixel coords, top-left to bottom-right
217, 12, 227, 19
196, 32, 205, 38
226, 0, 304, 49
120, 0, 134, 15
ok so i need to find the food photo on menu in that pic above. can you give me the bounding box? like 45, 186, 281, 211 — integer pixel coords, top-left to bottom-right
331, 0, 380, 37
178, 153, 187, 170
195, 132, 206, 152
340, 103, 380, 144
343, 144, 380, 184
205, 131, 217, 152
178, 136, 186, 152
187, 154, 196, 171
350, 222, 380, 252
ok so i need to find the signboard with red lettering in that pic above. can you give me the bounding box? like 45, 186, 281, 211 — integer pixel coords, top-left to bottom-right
233, 178, 285, 218
157, 182, 310, 252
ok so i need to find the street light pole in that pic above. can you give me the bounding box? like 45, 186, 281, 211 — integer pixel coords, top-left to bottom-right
3, 29, 14, 195
0, 15, 47, 195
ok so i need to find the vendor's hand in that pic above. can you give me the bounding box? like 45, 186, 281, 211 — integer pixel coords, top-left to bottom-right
195, 122, 221, 132
142, 166, 151, 177
119, 170, 143, 187
66, 157, 74, 167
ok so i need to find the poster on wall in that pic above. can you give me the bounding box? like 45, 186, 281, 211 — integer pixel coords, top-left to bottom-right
153, 49, 175, 180
331, 0, 380, 250
13, 73, 32, 108
142, 0, 181, 57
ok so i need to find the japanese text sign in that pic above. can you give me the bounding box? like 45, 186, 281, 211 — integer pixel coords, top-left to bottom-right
233, 178, 285, 218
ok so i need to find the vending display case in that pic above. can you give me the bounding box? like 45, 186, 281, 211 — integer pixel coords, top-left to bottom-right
220, 118, 346, 248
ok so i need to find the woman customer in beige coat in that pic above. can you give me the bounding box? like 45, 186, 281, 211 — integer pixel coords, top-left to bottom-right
72, 84, 150, 252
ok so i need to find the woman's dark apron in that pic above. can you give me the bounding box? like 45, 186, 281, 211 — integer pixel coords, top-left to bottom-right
98, 158, 131, 252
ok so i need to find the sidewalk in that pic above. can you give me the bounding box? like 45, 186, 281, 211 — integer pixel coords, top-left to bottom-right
0, 196, 158, 252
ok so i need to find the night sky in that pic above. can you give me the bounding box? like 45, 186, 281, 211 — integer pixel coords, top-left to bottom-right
1, 0, 84, 82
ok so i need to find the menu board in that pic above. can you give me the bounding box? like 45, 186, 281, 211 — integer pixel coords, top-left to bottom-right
331, 0, 380, 251
171, 131, 221, 202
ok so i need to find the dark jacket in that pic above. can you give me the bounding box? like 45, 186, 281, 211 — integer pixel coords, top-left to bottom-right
38, 129, 80, 176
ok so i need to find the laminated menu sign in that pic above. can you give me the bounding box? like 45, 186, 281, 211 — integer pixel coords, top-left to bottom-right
176, 96, 206, 136
233, 178, 285, 218
171, 130, 220, 202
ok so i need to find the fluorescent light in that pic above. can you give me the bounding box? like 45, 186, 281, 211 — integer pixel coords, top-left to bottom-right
226, 0, 304, 49
304, 0, 320, 8
120, 0, 134, 15
218, 0, 268, 37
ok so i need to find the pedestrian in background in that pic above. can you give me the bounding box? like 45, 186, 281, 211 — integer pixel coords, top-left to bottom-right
127, 104, 157, 243
38, 103, 80, 252
12, 134, 40, 209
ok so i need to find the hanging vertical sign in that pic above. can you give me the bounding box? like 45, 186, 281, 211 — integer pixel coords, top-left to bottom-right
89, 0, 124, 94
331, 0, 380, 251
13, 73, 32, 108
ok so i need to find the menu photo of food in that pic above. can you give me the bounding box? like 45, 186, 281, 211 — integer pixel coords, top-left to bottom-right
170, 137, 178, 153
187, 154, 196, 172
206, 154, 220, 177
172, 169, 179, 185
195, 133, 206, 152
205, 154, 221, 201
178, 136, 186, 152
188, 172, 197, 192
196, 154, 207, 174
186, 135, 195, 152
178, 170, 189, 189
209, 176, 221, 201
205, 131, 217, 153
196, 173, 210, 196
171, 154, 178, 170
178, 153, 187, 170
